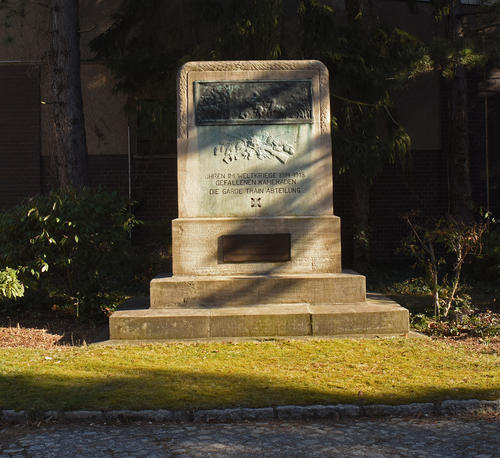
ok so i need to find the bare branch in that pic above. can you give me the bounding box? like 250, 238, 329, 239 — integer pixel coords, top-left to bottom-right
79, 25, 97, 34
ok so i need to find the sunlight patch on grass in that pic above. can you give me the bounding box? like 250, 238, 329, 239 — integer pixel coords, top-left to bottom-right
0, 338, 498, 411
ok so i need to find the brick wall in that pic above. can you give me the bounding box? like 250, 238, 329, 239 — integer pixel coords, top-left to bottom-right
41, 154, 128, 193
0, 64, 41, 209
131, 157, 178, 220
334, 149, 448, 267
468, 71, 500, 216
41, 154, 178, 221
335, 71, 500, 267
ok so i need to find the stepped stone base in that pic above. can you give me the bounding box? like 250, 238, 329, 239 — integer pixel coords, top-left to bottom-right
110, 294, 409, 341
110, 271, 409, 341
150, 271, 366, 308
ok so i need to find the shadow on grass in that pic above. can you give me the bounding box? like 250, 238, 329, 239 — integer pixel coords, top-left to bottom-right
0, 368, 498, 412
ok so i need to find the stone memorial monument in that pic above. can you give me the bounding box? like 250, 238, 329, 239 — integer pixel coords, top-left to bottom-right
110, 60, 409, 340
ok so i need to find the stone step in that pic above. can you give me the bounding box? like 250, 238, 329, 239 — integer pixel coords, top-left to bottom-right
110, 294, 409, 341
150, 271, 366, 308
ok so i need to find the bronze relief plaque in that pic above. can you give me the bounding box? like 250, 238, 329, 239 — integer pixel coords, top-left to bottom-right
194, 80, 313, 125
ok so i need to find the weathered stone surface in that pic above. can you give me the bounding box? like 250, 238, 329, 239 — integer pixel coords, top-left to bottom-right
193, 408, 274, 423
311, 294, 409, 336
177, 60, 332, 218
0, 410, 26, 423
103, 410, 189, 422
276, 404, 360, 420
362, 403, 435, 418
110, 309, 210, 340
110, 297, 407, 340
111, 304, 311, 340
439, 399, 500, 415
61, 411, 104, 421
172, 215, 341, 276
150, 272, 365, 309
2, 399, 499, 427
140, 409, 191, 422
209, 304, 311, 338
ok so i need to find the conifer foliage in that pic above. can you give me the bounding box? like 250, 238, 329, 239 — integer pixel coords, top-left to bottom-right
91, 0, 425, 270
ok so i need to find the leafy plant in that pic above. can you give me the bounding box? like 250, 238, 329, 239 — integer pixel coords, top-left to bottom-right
412, 309, 499, 339
384, 277, 431, 296
0, 267, 24, 299
298, 0, 422, 270
402, 213, 488, 318
0, 187, 141, 318
471, 215, 500, 282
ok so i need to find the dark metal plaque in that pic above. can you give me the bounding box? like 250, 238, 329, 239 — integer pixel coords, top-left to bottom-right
221, 233, 291, 263
195, 80, 312, 125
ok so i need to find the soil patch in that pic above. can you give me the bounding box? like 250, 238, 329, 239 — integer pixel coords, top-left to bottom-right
0, 311, 108, 348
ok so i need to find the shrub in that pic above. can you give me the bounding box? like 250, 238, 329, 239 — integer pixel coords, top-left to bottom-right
471, 217, 500, 282
401, 213, 487, 318
0, 267, 24, 299
0, 187, 140, 318
411, 309, 499, 338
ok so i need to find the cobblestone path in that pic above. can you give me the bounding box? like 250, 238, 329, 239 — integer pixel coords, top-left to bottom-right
1, 417, 499, 457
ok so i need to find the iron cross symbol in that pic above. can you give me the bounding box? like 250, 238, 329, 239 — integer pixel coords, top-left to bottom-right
251, 197, 262, 208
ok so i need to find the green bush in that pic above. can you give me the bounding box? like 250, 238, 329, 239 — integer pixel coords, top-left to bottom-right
411, 309, 499, 338
0, 267, 24, 299
401, 213, 487, 318
471, 219, 500, 282
0, 188, 140, 318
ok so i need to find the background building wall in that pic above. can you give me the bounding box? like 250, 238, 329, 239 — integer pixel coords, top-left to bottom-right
1, 0, 497, 268
0, 64, 41, 209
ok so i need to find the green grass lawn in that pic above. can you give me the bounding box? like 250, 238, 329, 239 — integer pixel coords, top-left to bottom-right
1, 338, 498, 411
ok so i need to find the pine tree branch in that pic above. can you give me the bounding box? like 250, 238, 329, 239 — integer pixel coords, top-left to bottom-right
332, 93, 377, 107
472, 22, 500, 33
79, 25, 97, 34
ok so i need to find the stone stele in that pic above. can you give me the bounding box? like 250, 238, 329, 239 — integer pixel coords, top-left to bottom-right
109, 60, 409, 341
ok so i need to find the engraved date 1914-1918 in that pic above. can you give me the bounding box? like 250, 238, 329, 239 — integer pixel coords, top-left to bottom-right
214, 134, 295, 165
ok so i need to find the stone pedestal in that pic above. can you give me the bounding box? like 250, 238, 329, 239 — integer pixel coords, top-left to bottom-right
110, 295, 409, 341
109, 60, 409, 341
109, 218, 408, 340
172, 216, 341, 275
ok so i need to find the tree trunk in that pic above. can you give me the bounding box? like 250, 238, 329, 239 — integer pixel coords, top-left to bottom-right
448, 64, 473, 223
447, 1, 473, 223
352, 180, 370, 273
50, 0, 88, 188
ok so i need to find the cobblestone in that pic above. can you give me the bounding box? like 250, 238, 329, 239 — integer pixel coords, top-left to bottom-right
0, 417, 499, 457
